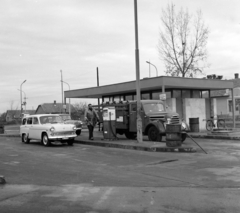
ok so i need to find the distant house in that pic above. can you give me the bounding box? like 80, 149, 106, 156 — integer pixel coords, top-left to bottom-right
206, 73, 240, 116
5, 110, 35, 122
35, 101, 76, 115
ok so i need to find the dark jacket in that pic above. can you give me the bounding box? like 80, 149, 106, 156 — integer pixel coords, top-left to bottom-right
84, 108, 99, 126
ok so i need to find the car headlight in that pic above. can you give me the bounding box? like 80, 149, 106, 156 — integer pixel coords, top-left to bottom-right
72, 126, 77, 130
50, 127, 55, 132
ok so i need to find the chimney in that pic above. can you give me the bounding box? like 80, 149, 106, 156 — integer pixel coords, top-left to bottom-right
235, 73, 239, 79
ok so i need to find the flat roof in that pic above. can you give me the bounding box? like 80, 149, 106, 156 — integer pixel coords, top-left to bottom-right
65, 76, 234, 99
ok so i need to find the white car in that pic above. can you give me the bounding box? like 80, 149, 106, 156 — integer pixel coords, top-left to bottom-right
20, 114, 77, 146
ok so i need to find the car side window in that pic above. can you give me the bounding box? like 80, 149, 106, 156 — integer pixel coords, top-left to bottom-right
22, 118, 27, 125
33, 117, 39, 125
27, 117, 33, 125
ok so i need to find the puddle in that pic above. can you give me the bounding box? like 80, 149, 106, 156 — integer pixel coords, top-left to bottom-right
146, 159, 178, 165
3, 161, 20, 166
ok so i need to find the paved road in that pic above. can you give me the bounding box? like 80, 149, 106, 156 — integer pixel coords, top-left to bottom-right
0, 136, 240, 212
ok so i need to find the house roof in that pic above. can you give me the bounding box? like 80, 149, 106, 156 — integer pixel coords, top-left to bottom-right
232, 78, 240, 88
36, 103, 76, 114
5, 110, 35, 118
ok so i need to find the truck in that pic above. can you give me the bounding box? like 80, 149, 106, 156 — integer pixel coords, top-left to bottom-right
102, 100, 189, 142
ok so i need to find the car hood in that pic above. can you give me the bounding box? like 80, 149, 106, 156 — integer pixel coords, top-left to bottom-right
44, 123, 75, 131
64, 120, 82, 127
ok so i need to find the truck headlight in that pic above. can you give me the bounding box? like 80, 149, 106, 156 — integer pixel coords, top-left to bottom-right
167, 118, 171, 124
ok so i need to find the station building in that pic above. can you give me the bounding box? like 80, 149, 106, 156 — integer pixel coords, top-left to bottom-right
64, 76, 234, 131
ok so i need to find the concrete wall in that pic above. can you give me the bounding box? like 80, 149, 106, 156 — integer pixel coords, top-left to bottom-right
183, 98, 206, 131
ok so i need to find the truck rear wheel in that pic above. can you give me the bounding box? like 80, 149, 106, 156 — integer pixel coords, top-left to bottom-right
125, 132, 137, 140
148, 126, 162, 142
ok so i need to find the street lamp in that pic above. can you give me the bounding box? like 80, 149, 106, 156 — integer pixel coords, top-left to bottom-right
146, 61, 158, 77
61, 80, 71, 116
20, 80, 26, 116
18, 89, 26, 113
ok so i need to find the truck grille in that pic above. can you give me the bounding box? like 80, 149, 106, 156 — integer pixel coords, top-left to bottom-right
150, 115, 165, 121
170, 115, 180, 124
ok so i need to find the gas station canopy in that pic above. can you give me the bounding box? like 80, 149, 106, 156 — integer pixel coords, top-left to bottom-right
64, 76, 233, 99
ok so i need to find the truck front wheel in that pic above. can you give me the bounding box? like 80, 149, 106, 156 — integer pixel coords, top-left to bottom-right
182, 133, 187, 143
148, 126, 162, 142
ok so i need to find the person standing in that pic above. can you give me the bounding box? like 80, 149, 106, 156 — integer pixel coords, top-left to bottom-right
84, 104, 99, 140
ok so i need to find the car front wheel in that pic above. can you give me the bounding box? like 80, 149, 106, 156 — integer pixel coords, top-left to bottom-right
42, 133, 51, 146
76, 129, 81, 136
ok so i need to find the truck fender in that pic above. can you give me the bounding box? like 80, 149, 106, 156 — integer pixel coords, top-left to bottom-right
145, 121, 165, 135
181, 120, 190, 132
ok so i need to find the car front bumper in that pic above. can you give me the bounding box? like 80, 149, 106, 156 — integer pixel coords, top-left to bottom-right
48, 131, 77, 140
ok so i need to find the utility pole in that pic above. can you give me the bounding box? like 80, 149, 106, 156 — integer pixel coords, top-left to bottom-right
134, 0, 142, 143
60, 70, 63, 113
97, 67, 101, 131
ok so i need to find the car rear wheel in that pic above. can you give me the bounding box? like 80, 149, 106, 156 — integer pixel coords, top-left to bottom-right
67, 139, 74, 146
22, 134, 30, 144
42, 133, 51, 146
148, 126, 162, 142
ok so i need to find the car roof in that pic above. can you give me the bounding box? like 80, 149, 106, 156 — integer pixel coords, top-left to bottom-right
24, 114, 60, 118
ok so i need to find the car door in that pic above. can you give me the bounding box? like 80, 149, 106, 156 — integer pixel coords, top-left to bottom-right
20, 117, 28, 136
29, 117, 41, 139
21, 117, 32, 138
26, 117, 33, 139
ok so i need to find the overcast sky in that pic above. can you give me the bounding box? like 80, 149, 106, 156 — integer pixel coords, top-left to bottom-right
0, 0, 239, 113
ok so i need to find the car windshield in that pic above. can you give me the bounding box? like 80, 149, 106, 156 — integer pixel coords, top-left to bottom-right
60, 115, 71, 121
143, 103, 165, 114
39, 116, 63, 124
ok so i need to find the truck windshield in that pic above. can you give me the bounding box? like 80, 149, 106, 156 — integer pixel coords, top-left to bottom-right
143, 103, 164, 114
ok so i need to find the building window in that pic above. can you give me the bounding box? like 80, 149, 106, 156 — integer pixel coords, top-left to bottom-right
141, 93, 150, 100
182, 90, 191, 98
152, 91, 171, 100
173, 90, 181, 98
192, 90, 201, 98
103, 97, 109, 103
125, 95, 133, 101
228, 98, 240, 112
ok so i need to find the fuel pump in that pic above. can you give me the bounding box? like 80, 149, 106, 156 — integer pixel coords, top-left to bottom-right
102, 106, 117, 140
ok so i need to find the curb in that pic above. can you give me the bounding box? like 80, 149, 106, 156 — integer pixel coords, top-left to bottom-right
190, 134, 240, 140
75, 139, 196, 153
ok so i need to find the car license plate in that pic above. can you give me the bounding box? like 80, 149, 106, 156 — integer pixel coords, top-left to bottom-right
62, 137, 68, 140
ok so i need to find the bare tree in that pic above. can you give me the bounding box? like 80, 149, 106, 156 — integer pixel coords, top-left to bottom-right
9, 101, 19, 119
72, 102, 88, 120
158, 3, 209, 77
